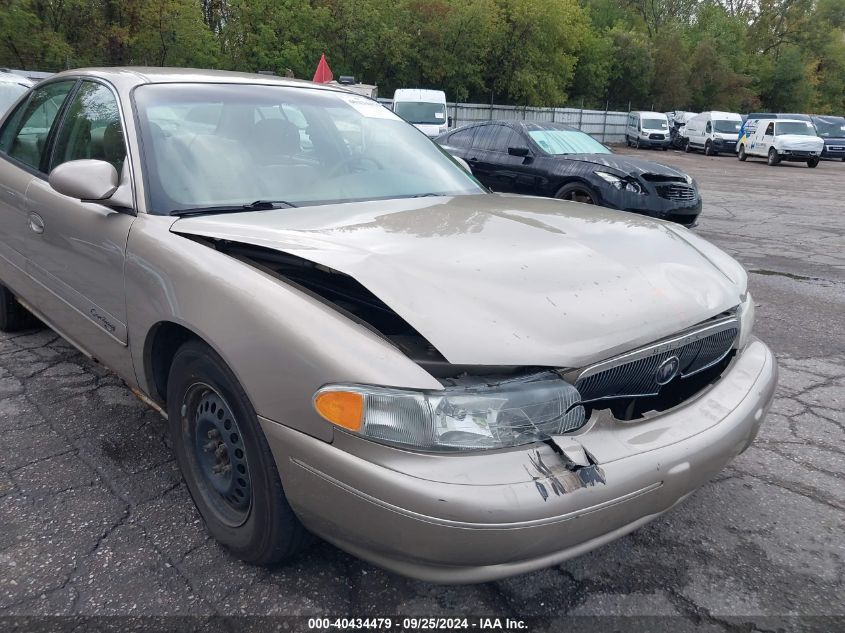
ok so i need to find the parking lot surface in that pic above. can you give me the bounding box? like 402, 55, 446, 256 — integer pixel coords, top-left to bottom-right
1, 149, 843, 630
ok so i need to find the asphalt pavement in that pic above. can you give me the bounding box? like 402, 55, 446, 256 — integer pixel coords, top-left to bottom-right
0, 148, 843, 632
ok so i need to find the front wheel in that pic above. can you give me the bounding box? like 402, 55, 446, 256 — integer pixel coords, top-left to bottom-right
635, 137, 641, 149
167, 339, 310, 565
738, 145, 747, 161
767, 147, 780, 166
704, 141, 715, 156
556, 182, 599, 205
684, 139, 692, 153
807, 157, 819, 168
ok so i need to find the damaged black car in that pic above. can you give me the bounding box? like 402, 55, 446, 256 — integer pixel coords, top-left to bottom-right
436, 121, 702, 227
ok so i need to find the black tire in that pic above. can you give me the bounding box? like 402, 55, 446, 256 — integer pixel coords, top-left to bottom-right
635, 137, 641, 149
767, 147, 780, 166
556, 182, 599, 205
807, 157, 819, 168
0, 285, 39, 332
625, 136, 632, 147
661, 145, 668, 151
167, 339, 310, 565
684, 139, 692, 153
841, 157, 845, 162
704, 141, 715, 156
738, 145, 747, 161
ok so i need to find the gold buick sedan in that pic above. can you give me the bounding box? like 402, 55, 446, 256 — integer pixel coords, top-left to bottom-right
0, 68, 776, 583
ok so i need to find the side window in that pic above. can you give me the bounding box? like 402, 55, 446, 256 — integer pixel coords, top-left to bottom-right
50, 81, 125, 173
705, 121, 712, 133
0, 81, 75, 171
765, 122, 774, 136
448, 127, 476, 148
473, 124, 514, 152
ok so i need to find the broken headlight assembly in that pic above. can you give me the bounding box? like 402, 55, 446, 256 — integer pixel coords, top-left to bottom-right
595, 171, 645, 194
736, 291, 756, 350
313, 373, 585, 452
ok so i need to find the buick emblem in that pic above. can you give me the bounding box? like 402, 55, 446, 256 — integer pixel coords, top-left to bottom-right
656, 356, 680, 386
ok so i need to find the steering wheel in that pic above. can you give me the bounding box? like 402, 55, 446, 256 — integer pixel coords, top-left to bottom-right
326, 155, 384, 179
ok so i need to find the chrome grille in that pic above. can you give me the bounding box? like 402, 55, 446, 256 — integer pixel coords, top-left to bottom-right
657, 184, 697, 201
649, 133, 666, 140
573, 317, 738, 402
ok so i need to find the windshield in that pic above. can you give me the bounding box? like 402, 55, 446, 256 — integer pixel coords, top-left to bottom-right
713, 120, 741, 134
528, 129, 610, 155
393, 101, 446, 125
643, 118, 668, 130
814, 118, 845, 138
775, 121, 815, 136
133, 84, 482, 214
0, 81, 30, 116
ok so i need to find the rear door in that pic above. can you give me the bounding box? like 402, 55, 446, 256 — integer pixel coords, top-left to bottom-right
467, 123, 520, 192
24, 79, 135, 361
0, 80, 76, 286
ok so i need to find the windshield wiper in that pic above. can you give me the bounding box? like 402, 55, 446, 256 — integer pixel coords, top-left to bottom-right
170, 200, 298, 216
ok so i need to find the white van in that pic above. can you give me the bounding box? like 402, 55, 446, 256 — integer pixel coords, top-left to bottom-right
737, 118, 824, 167
392, 89, 449, 137
625, 111, 670, 150
683, 111, 742, 156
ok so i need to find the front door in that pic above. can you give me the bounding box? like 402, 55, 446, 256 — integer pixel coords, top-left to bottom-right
24, 79, 134, 365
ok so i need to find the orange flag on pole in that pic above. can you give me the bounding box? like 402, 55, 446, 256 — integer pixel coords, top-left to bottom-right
312, 53, 333, 83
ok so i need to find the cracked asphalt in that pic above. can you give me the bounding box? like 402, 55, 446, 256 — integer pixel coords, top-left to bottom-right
0, 149, 843, 631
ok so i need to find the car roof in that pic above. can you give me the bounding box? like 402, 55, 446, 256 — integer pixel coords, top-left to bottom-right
0, 72, 33, 86
43, 66, 347, 93
631, 111, 667, 117
392, 88, 446, 101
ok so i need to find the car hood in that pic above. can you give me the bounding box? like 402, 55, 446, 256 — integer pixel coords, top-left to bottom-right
171, 194, 744, 368
555, 154, 688, 180
774, 135, 824, 150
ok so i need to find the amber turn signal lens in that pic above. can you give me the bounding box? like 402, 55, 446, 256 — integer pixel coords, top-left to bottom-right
314, 391, 364, 431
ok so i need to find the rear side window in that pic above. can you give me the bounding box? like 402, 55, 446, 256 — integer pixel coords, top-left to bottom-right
765, 123, 774, 135
50, 81, 126, 173
472, 124, 514, 152
447, 127, 475, 148
0, 80, 75, 171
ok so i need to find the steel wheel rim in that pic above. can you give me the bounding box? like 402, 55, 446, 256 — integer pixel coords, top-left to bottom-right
183, 382, 253, 527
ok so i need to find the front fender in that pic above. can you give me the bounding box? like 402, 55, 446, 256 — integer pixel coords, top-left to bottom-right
124, 214, 441, 441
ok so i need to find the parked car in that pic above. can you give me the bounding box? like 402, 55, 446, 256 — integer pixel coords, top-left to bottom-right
391, 88, 448, 137
812, 115, 845, 161
0, 71, 33, 118
737, 118, 824, 167
683, 111, 742, 156
737, 112, 815, 155
625, 111, 670, 149
0, 68, 776, 583
437, 121, 702, 226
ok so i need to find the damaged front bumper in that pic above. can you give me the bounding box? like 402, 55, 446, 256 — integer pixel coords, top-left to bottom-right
260, 338, 777, 584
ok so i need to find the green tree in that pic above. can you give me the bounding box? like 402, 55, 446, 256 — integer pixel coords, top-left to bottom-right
485, 0, 591, 105
605, 27, 654, 109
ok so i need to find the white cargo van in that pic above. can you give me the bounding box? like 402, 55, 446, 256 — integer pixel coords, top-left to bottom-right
683, 111, 742, 156
737, 118, 824, 167
625, 111, 670, 150
392, 89, 449, 137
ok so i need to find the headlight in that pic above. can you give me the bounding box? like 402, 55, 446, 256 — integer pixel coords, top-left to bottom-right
736, 292, 756, 350
313, 373, 585, 452
684, 173, 694, 184
595, 171, 645, 194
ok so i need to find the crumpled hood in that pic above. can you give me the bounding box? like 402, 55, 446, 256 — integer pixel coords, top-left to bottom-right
557, 154, 688, 180
172, 194, 744, 368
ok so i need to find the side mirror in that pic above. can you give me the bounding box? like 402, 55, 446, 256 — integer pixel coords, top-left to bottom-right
452, 155, 472, 172
508, 146, 530, 157
49, 159, 118, 202
447, 116, 452, 128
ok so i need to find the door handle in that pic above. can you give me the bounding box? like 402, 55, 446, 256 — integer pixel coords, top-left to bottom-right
28, 212, 44, 234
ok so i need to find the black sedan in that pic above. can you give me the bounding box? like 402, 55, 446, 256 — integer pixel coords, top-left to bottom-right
436, 121, 702, 227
